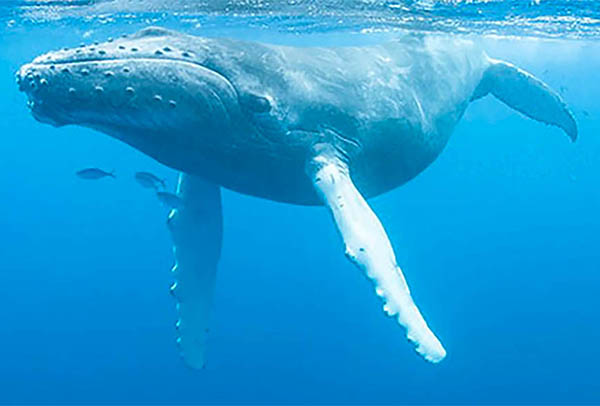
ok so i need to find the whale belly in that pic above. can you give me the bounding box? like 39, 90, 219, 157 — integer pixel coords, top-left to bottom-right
160, 116, 458, 206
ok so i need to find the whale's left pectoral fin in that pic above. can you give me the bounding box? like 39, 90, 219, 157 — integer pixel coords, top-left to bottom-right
167, 173, 222, 369
307, 144, 446, 363
474, 59, 577, 141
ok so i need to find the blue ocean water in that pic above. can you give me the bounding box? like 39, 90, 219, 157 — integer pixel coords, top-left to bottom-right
1, 2, 600, 404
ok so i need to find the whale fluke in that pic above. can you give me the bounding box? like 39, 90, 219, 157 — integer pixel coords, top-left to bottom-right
307, 144, 446, 363
474, 59, 578, 141
167, 174, 222, 369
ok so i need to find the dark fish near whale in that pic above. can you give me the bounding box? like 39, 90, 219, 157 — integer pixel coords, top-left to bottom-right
135, 171, 167, 190
76, 168, 115, 180
156, 191, 184, 209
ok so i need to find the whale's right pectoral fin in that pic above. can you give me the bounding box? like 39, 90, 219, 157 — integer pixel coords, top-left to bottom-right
473, 59, 577, 141
307, 144, 446, 363
167, 173, 222, 369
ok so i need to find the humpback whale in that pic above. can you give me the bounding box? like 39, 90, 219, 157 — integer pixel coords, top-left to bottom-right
17, 27, 577, 368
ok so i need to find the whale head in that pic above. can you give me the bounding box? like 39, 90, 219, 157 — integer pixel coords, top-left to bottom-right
16, 27, 244, 160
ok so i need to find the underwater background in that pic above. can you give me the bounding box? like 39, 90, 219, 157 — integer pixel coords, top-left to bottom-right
1, 0, 599, 404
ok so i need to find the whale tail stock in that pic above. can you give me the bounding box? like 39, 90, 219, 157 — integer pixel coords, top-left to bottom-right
472, 59, 578, 142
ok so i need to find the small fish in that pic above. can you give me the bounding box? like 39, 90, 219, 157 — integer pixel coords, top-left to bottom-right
135, 171, 167, 190
76, 168, 115, 179
582, 110, 590, 118
157, 191, 184, 209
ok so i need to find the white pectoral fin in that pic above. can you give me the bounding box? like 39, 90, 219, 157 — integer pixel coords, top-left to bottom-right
475, 59, 577, 141
307, 144, 446, 363
167, 173, 222, 369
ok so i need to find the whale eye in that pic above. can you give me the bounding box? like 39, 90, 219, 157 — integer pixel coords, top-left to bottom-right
240, 93, 271, 113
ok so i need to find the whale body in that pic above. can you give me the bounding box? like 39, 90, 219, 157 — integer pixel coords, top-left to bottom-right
17, 27, 577, 368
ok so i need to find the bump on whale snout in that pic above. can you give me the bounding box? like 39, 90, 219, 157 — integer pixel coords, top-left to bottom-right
16, 63, 68, 127
133, 26, 179, 38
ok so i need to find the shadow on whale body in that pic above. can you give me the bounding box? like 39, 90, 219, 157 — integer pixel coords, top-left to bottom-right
17, 26, 577, 368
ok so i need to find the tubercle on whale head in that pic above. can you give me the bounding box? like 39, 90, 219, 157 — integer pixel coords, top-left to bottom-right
15, 27, 243, 146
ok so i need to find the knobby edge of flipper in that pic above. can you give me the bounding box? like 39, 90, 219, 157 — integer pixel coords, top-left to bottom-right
167, 173, 223, 369
473, 58, 578, 142
307, 143, 446, 363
